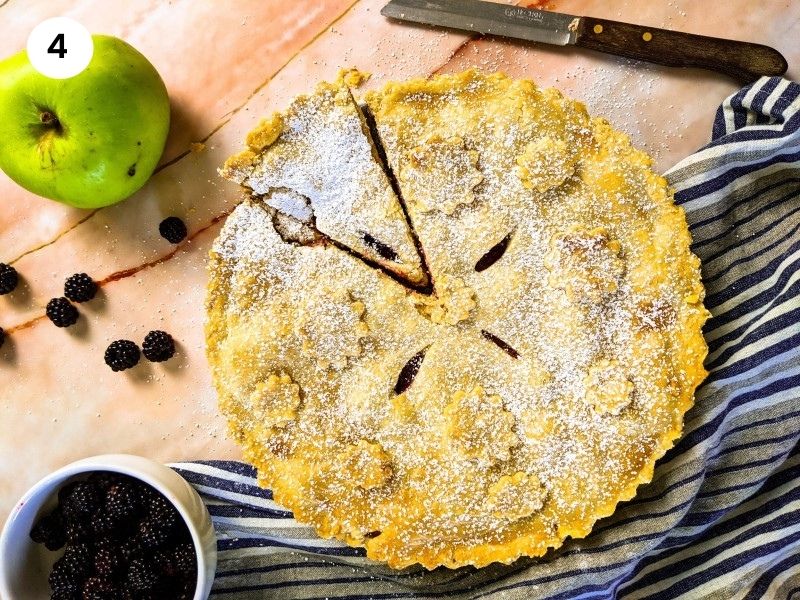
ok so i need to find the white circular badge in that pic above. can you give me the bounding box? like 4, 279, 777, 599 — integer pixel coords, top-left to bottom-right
26, 17, 94, 79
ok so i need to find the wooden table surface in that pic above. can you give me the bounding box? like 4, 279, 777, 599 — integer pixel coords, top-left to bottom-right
1, 0, 798, 525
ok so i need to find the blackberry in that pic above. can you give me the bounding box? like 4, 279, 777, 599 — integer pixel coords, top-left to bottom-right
64, 273, 98, 303
61, 481, 102, 522
138, 481, 158, 503
147, 493, 171, 515
65, 520, 92, 544
177, 579, 196, 600
127, 558, 158, 590
104, 340, 140, 372
105, 482, 142, 527
152, 549, 180, 578
141, 330, 175, 362
46, 297, 79, 328
135, 517, 172, 550
60, 543, 93, 579
81, 576, 119, 600
148, 494, 180, 532
158, 217, 187, 244
119, 538, 141, 562
88, 471, 122, 492
94, 544, 124, 579
50, 591, 81, 600
0, 263, 18, 295
48, 555, 87, 593
0, 327, 5, 349
91, 510, 120, 538
173, 543, 196, 576
58, 481, 79, 504
176, 580, 196, 600
30, 510, 66, 551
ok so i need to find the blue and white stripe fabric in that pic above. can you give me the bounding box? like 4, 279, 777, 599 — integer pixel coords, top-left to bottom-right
173, 75, 800, 599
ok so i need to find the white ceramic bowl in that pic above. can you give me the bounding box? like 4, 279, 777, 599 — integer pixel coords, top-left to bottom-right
0, 454, 217, 600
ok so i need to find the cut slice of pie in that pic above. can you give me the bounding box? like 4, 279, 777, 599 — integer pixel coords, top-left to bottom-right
220, 75, 427, 287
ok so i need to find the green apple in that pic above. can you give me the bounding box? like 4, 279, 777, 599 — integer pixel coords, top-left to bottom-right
0, 35, 170, 208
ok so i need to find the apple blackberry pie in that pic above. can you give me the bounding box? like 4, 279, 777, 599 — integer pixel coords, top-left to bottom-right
207, 71, 709, 569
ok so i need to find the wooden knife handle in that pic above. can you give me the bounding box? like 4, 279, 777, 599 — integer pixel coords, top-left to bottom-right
575, 17, 787, 84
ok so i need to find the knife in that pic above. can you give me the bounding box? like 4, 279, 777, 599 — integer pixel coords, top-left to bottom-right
381, 0, 787, 84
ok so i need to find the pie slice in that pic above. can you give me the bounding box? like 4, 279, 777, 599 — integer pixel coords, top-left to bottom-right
220, 75, 427, 287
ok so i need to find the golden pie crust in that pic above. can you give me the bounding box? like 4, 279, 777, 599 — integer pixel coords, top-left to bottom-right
208, 70, 709, 569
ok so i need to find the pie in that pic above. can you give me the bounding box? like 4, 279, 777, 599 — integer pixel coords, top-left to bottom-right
207, 70, 709, 569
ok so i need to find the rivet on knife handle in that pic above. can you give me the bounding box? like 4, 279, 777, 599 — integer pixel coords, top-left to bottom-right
574, 17, 787, 84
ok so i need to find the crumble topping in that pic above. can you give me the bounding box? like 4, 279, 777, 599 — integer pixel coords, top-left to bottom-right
411, 275, 476, 325
338, 440, 393, 490
246, 372, 302, 429
401, 135, 483, 215
445, 386, 519, 464
487, 471, 547, 521
516, 136, 578, 192
545, 226, 626, 305
584, 359, 635, 416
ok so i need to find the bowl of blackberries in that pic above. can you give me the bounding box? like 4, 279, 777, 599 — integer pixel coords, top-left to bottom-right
0, 455, 216, 599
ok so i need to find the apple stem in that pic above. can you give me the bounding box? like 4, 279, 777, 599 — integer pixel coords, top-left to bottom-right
39, 111, 61, 131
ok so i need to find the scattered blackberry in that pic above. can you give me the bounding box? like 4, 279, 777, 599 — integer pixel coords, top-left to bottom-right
141, 330, 175, 362
104, 340, 141, 371
135, 517, 172, 550
46, 297, 79, 328
127, 558, 158, 590
158, 216, 187, 244
94, 543, 124, 579
61, 481, 102, 522
30, 510, 66, 551
82, 576, 118, 600
64, 272, 98, 303
105, 482, 142, 528
0, 263, 18, 295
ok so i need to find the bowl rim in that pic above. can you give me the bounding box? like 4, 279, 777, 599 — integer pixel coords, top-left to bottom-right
0, 454, 216, 600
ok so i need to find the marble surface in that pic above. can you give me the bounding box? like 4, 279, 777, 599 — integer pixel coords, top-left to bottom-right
1, 0, 798, 525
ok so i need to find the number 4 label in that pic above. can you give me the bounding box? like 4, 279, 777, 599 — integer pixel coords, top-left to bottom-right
47, 33, 67, 58
27, 17, 93, 79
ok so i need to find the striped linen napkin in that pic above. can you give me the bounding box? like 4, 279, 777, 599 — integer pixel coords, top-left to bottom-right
173, 76, 800, 600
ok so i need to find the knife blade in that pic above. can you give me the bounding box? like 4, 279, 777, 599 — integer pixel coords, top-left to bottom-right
381, 0, 580, 46
380, 0, 788, 84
